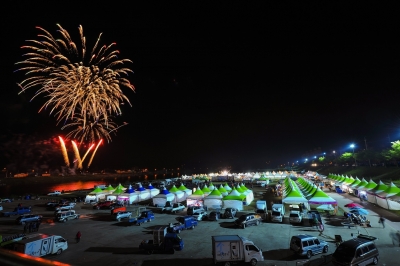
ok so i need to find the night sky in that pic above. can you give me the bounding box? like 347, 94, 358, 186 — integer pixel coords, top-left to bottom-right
1, 2, 400, 173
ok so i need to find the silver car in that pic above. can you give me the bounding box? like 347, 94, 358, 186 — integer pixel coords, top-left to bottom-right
192, 211, 208, 221
113, 211, 132, 221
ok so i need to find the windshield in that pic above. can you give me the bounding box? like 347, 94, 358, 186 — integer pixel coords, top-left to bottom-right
272, 211, 281, 216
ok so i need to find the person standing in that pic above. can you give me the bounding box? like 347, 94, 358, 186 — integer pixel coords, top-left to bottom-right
379, 216, 385, 228
76, 231, 81, 243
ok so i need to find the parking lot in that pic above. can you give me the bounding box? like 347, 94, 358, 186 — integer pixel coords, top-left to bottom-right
1, 185, 399, 266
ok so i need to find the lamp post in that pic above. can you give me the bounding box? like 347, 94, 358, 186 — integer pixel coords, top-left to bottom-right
350, 144, 357, 166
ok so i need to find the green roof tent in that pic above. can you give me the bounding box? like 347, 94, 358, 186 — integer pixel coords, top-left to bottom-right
350, 178, 361, 188
354, 178, 368, 189
307, 188, 337, 205
282, 189, 308, 204
192, 187, 204, 195
379, 182, 400, 198
363, 179, 378, 191
368, 180, 388, 195
104, 185, 115, 191
90, 187, 103, 193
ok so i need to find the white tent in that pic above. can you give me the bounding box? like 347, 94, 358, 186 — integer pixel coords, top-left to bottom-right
222, 188, 246, 211
85, 187, 109, 203
116, 185, 139, 204
239, 183, 254, 204
177, 184, 192, 200
201, 185, 212, 197
169, 185, 185, 203
135, 184, 151, 202
235, 184, 252, 205
186, 187, 205, 207
282, 189, 308, 204
307, 188, 337, 205
218, 185, 229, 196
146, 183, 160, 198
152, 188, 175, 207
204, 188, 223, 210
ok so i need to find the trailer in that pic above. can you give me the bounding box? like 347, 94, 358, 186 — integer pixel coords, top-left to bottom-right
212, 235, 264, 266
13, 234, 68, 257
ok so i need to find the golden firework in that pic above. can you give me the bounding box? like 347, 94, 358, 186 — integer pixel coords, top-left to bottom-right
15, 24, 134, 143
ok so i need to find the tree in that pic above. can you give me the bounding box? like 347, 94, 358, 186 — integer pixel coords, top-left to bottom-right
386, 140, 400, 167
355, 148, 382, 167
339, 152, 353, 165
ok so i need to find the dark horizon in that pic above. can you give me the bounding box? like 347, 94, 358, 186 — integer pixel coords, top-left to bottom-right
1, 2, 400, 173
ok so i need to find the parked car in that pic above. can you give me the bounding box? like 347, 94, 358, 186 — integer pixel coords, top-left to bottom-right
47, 191, 61, 196
54, 205, 74, 215
113, 211, 132, 221
223, 208, 238, 219
55, 210, 80, 222
289, 211, 303, 224
332, 234, 379, 266
290, 234, 329, 259
93, 201, 114, 210
16, 214, 42, 225
208, 211, 220, 221
187, 206, 205, 215
192, 211, 208, 221
0, 205, 2, 211
234, 213, 262, 228
0, 198, 12, 203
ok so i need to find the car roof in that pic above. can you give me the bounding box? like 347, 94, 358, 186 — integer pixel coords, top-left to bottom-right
339, 235, 377, 248
292, 234, 315, 240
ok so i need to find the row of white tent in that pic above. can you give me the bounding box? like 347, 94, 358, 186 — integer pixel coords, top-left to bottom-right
85, 183, 160, 204
183, 171, 297, 180
84, 182, 254, 210
329, 174, 400, 210
153, 183, 254, 211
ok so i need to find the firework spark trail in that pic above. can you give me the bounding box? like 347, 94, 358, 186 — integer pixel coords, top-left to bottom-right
15, 24, 135, 143
58, 136, 70, 167
88, 139, 103, 168
71, 140, 83, 169
81, 143, 94, 165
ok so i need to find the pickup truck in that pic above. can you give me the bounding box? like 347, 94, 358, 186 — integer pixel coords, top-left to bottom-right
2, 207, 31, 217
128, 210, 155, 225
164, 203, 186, 214
167, 216, 198, 233
139, 226, 184, 254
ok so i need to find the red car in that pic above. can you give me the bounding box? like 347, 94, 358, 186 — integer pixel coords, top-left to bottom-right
93, 201, 113, 210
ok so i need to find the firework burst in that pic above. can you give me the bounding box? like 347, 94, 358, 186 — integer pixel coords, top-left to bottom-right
15, 24, 135, 143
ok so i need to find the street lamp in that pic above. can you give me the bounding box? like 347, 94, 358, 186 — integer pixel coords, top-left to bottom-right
350, 144, 357, 166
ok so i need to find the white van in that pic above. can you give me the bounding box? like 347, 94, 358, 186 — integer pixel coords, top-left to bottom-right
271, 204, 285, 223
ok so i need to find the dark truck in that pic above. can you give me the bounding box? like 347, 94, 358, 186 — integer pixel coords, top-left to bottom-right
167, 216, 198, 233
2, 207, 31, 217
139, 226, 184, 254
128, 210, 155, 225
